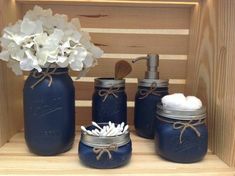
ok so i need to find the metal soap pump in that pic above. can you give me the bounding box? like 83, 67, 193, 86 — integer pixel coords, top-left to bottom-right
132, 54, 169, 139
132, 54, 159, 80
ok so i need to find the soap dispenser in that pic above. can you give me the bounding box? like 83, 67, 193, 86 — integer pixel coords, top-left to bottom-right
132, 54, 168, 139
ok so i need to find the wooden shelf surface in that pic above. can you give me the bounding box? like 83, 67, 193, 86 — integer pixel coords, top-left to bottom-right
0, 129, 234, 175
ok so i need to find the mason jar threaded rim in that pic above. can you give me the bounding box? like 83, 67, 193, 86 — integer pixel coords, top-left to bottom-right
95, 78, 125, 88
138, 79, 168, 87
80, 123, 131, 147
156, 104, 206, 120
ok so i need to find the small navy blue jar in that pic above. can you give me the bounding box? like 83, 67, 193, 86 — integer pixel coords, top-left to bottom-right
134, 79, 168, 139
24, 67, 75, 156
79, 124, 132, 169
92, 78, 127, 124
155, 104, 208, 163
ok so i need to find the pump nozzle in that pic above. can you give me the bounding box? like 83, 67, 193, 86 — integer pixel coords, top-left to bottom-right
132, 54, 159, 79
132, 57, 147, 63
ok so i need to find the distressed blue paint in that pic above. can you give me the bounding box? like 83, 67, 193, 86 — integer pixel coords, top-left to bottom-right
23, 68, 75, 156
154, 115, 208, 163
134, 87, 168, 139
92, 79, 127, 124
79, 141, 132, 169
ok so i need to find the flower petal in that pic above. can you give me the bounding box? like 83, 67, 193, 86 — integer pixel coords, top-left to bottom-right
21, 18, 43, 35
0, 51, 10, 61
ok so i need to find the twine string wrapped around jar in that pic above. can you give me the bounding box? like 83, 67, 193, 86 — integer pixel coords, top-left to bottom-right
139, 82, 166, 99
93, 144, 118, 160
31, 65, 67, 89
157, 116, 206, 144
98, 87, 122, 102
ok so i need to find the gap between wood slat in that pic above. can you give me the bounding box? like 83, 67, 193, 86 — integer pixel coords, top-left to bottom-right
75, 77, 186, 84
82, 28, 189, 35
101, 53, 187, 60
75, 100, 134, 107
16, 0, 199, 6
23, 76, 186, 85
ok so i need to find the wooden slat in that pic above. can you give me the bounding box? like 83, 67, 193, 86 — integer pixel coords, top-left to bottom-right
21, 4, 191, 30
76, 106, 134, 125
0, 0, 24, 147
0, 131, 234, 175
89, 33, 188, 54
21, 4, 191, 29
18, 0, 199, 7
185, 0, 235, 167
70, 58, 187, 79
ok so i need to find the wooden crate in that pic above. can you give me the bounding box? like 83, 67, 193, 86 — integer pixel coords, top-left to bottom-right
0, 0, 235, 175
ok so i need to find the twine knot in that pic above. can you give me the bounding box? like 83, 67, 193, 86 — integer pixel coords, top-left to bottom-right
93, 144, 118, 160
139, 82, 162, 99
173, 120, 201, 144
98, 87, 120, 102
157, 116, 205, 144
30, 65, 67, 89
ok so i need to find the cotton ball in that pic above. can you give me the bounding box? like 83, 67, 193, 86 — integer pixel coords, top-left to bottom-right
184, 96, 202, 110
162, 93, 187, 109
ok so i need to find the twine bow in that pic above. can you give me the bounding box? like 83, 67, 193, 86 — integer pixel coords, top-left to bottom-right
98, 87, 120, 102
157, 116, 205, 144
93, 144, 118, 160
30, 65, 67, 89
139, 82, 162, 99
173, 120, 202, 144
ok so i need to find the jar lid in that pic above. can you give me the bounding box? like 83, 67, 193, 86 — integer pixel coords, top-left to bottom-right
80, 126, 131, 147
156, 104, 206, 120
138, 79, 168, 87
95, 78, 125, 88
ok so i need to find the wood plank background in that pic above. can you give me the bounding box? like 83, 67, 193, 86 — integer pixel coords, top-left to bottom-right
0, 0, 24, 147
0, 0, 234, 170
186, 0, 235, 167
21, 3, 190, 126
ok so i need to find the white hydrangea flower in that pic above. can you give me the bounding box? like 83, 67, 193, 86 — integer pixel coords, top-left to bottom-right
21, 18, 43, 35
0, 5, 103, 75
7, 60, 22, 75
20, 50, 42, 72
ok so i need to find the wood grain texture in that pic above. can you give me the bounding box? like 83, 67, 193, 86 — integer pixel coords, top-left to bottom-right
21, 4, 191, 29
185, 0, 235, 167
70, 58, 187, 79
89, 33, 188, 54
0, 0, 24, 147
0, 131, 234, 176
17, 0, 199, 7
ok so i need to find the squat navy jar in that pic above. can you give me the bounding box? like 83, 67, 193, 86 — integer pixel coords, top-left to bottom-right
155, 104, 208, 163
92, 78, 127, 124
24, 67, 75, 156
79, 123, 132, 169
134, 79, 168, 139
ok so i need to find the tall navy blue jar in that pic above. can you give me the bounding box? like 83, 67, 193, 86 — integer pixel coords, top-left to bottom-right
155, 104, 208, 163
23, 67, 75, 156
134, 79, 168, 139
79, 123, 132, 169
92, 78, 127, 124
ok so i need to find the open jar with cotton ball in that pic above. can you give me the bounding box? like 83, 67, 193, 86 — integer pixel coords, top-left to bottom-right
155, 93, 208, 163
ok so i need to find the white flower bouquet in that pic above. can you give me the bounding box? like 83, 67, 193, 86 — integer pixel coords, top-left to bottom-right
0, 6, 103, 75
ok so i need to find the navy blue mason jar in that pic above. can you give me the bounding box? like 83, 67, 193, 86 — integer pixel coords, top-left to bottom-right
92, 78, 127, 124
134, 79, 168, 139
155, 104, 208, 163
79, 123, 132, 168
23, 67, 75, 156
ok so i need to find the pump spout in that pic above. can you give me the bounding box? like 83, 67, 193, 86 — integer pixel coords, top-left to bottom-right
132, 54, 159, 79
132, 57, 147, 63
